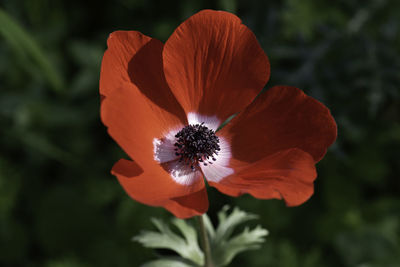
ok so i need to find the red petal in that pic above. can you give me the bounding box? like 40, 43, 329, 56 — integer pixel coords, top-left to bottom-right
166, 187, 209, 219
101, 82, 183, 167
100, 31, 186, 121
100, 31, 206, 216
112, 159, 207, 218
100, 31, 187, 167
163, 10, 270, 121
100, 31, 150, 97
219, 86, 337, 163
209, 149, 316, 206
101, 82, 206, 202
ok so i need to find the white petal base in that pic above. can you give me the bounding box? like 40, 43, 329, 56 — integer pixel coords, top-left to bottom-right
187, 112, 220, 131
200, 137, 234, 183
153, 113, 233, 185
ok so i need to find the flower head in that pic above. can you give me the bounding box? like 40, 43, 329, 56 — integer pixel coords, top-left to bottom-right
99, 10, 337, 218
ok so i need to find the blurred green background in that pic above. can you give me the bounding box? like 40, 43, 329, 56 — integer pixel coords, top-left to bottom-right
1, 0, 399, 266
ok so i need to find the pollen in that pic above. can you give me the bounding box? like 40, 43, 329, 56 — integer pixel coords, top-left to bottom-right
174, 123, 220, 170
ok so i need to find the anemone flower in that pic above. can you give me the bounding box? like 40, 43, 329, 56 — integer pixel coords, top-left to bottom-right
99, 10, 337, 219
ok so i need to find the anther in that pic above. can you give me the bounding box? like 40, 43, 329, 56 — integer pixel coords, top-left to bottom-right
174, 123, 220, 171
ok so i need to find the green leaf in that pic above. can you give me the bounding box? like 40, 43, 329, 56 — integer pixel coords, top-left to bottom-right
218, 225, 268, 265
202, 213, 215, 239
21, 131, 73, 163
141, 258, 196, 267
45, 257, 89, 267
214, 205, 259, 243
0, 8, 64, 92
218, 0, 237, 13
135, 206, 268, 267
207, 206, 269, 266
216, 113, 237, 132
133, 218, 203, 266
0, 157, 21, 219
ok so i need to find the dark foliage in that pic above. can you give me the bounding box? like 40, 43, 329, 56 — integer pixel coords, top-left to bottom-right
0, 0, 399, 266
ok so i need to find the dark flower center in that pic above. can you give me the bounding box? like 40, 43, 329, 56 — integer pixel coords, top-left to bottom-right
174, 123, 220, 170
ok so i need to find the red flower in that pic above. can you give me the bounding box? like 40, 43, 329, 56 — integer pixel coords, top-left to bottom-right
99, 10, 337, 218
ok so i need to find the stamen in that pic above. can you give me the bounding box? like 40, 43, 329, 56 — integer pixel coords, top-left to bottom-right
174, 123, 220, 171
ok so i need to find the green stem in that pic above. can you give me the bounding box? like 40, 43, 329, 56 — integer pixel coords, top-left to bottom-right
196, 215, 214, 267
